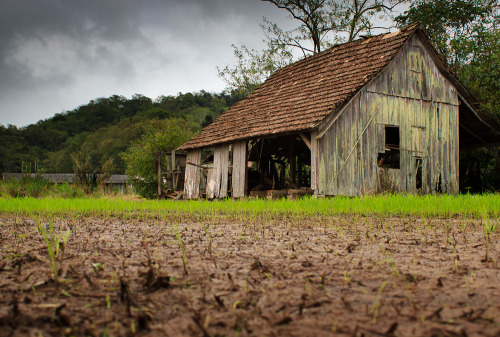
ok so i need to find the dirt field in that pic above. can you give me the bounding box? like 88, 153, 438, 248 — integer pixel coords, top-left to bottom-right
0, 213, 499, 337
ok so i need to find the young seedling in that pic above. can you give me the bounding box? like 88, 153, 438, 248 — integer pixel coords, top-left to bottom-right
264, 272, 273, 289
202, 223, 213, 259
481, 208, 497, 242
343, 269, 354, 284
34, 216, 70, 283
370, 281, 388, 323
172, 223, 188, 275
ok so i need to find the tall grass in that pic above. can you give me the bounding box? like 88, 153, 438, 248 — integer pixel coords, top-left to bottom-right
0, 175, 86, 199
0, 194, 498, 219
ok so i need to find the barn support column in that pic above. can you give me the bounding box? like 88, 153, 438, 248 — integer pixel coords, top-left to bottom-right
206, 144, 229, 199
184, 149, 202, 199
310, 131, 318, 194
232, 140, 247, 198
289, 136, 296, 185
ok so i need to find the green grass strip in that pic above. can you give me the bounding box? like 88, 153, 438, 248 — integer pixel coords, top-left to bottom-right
0, 193, 498, 219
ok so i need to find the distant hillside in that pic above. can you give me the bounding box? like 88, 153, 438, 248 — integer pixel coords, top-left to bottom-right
0, 90, 244, 174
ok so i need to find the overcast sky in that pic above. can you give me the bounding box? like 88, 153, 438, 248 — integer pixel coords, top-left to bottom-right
0, 0, 403, 127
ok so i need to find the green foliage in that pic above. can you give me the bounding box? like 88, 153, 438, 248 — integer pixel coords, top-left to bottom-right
217, 44, 293, 96
71, 153, 114, 194
34, 217, 71, 283
460, 148, 500, 193
122, 119, 193, 199
219, 0, 403, 93
0, 175, 52, 198
457, 29, 500, 122
1, 194, 499, 219
0, 175, 85, 198
0, 91, 240, 175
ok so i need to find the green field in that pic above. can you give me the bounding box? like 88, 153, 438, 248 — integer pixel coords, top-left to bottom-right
1, 193, 498, 219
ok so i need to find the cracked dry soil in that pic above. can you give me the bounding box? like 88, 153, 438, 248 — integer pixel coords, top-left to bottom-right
0, 213, 499, 337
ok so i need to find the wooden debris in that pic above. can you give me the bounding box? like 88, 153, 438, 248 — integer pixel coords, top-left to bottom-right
266, 189, 288, 200
287, 189, 314, 199
249, 191, 267, 198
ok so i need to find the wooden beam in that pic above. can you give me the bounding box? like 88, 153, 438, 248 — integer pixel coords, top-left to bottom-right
299, 133, 311, 150
289, 137, 296, 185
172, 150, 177, 190
157, 152, 162, 197
217, 144, 229, 198
232, 141, 247, 198
206, 144, 229, 199
184, 149, 201, 199
310, 130, 318, 193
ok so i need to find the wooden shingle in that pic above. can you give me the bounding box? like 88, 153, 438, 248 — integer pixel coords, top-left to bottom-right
180, 24, 419, 150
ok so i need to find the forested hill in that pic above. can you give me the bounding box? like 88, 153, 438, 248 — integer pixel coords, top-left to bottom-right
0, 91, 245, 174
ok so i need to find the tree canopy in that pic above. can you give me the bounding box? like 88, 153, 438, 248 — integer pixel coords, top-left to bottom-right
0, 91, 241, 174
218, 0, 404, 93
121, 119, 193, 199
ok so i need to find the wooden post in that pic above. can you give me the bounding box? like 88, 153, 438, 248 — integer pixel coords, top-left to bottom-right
184, 149, 201, 199
289, 136, 296, 185
206, 144, 229, 198
311, 131, 318, 194
171, 150, 177, 190
157, 152, 162, 197
297, 153, 302, 187
232, 141, 247, 198
206, 168, 215, 199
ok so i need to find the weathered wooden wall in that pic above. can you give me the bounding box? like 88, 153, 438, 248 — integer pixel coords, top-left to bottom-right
317, 34, 459, 196
310, 131, 319, 193
232, 141, 247, 198
206, 144, 229, 199
184, 149, 201, 199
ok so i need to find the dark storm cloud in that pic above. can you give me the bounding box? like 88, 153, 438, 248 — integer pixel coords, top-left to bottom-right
1, 0, 152, 87
0, 0, 288, 126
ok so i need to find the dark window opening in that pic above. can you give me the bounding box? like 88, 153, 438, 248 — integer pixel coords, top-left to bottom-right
435, 173, 443, 193
377, 126, 400, 169
415, 157, 422, 191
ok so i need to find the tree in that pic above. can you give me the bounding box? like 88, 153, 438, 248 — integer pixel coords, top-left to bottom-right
262, 0, 401, 54
219, 0, 404, 93
71, 153, 114, 194
218, 44, 293, 96
396, 0, 498, 71
121, 119, 193, 199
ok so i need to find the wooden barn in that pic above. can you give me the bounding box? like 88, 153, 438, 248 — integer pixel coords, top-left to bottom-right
179, 24, 500, 199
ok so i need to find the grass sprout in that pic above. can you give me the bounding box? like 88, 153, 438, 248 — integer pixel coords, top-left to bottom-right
172, 223, 188, 275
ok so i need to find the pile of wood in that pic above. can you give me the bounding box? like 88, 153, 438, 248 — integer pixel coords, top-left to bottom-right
249, 188, 313, 200
162, 190, 183, 200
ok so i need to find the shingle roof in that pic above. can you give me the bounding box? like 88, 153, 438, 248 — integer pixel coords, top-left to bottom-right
180, 24, 420, 150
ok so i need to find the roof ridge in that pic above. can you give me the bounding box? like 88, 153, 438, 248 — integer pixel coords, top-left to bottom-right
253, 23, 420, 90
179, 23, 421, 150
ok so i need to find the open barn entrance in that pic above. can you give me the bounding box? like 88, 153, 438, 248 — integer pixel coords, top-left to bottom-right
246, 133, 314, 198
183, 133, 316, 200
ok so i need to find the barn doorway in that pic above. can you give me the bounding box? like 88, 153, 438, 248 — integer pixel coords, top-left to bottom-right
246, 133, 313, 197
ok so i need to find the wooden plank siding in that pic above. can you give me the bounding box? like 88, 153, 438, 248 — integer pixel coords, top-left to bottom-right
316, 34, 459, 196
184, 149, 202, 199
206, 144, 229, 199
232, 141, 247, 198
310, 131, 319, 193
